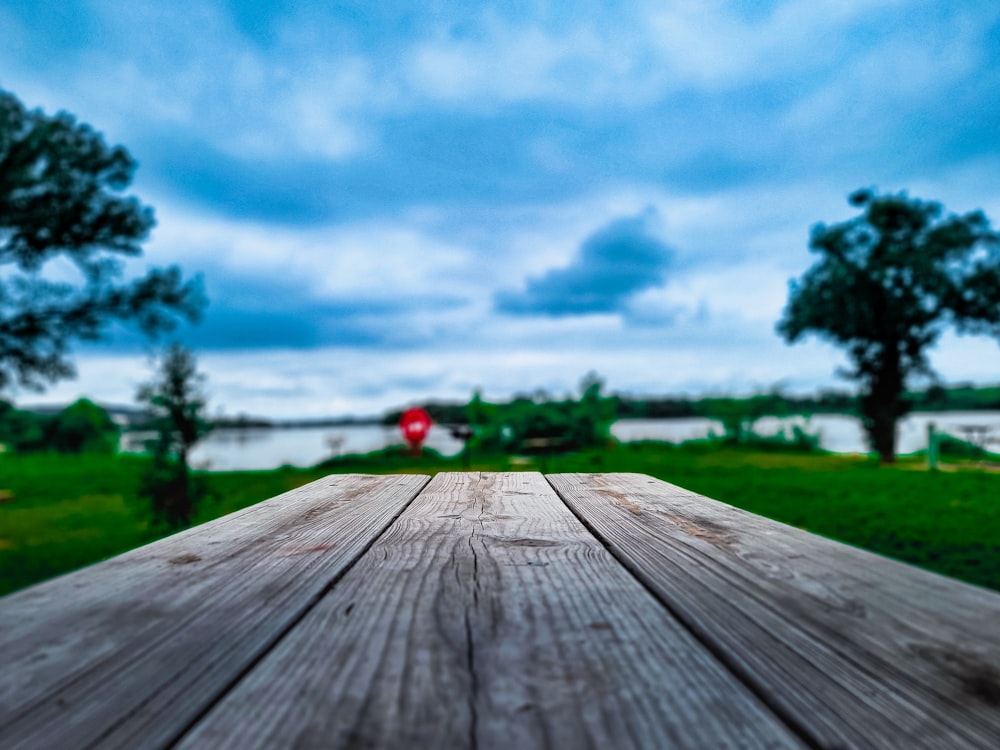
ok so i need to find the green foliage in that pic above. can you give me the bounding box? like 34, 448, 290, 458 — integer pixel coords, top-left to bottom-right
136, 454, 214, 530
909, 383, 1000, 411
611, 383, 1000, 421
935, 433, 999, 460
0, 400, 48, 452
0, 398, 118, 454
0, 452, 333, 596
695, 392, 821, 452
0, 88, 205, 391
44, 398, 119, 454
138, 344, 212, 459
465, 389, 496, 428
378, 377, 616, 455
779, 189, 1000, 462
136, 344, 214, 528
613, 395, 698, 419
469, 373, 616, 454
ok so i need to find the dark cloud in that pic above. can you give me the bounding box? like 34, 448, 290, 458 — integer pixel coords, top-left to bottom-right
133, 110, 611, 226
123, 33, 1000, 229
495, 209, 672, 317
135, 134, 343, 225
82, 268, 468, 352
187, 271, 467, 350
10, 2, 1000, 235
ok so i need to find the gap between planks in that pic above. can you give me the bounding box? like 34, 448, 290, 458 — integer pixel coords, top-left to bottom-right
542, 472, 826, 750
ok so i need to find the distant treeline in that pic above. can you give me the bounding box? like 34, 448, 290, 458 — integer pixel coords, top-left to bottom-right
5, 384, 1000, 453
381, 383, 1000, 426
211, 415, 378, 429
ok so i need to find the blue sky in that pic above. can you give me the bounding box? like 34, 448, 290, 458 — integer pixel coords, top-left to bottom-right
3, 0, 1000, 417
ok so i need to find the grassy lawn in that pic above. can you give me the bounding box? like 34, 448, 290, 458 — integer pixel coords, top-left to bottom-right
0, 453, 331, 596
2, 444, 1000, 597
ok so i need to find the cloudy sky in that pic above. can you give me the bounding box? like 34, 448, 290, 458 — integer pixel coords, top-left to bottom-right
3, 0, 1000, 418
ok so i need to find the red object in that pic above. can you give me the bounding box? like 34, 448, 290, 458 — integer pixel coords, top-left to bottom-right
399, 407, 433, 454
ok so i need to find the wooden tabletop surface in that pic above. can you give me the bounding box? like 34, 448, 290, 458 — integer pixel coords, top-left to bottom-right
2, 472, 1000, 749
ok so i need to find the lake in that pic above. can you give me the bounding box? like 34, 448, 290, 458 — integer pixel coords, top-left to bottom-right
121, 411, 1000, 471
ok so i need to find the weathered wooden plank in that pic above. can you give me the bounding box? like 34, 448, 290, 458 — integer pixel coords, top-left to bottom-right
548, 472, 1000, 750
175, 472, 806, 750
0, 473, 428, 750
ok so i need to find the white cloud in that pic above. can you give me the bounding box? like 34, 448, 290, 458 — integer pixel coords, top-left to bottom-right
781, 14, 983, 140
146, 199, 475, 298
406, 22, 611, 105
393, 0, 928, 113
645, 0, 912, 89
3, 1, 379, 162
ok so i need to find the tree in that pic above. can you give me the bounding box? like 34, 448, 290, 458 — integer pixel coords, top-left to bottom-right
778, 189, 1000, 462
45, 398, 119, 454
0, 88, 204, 391
573, 371, 616, 447
0, 400, 47, 452
137, 344, 213, 528
467, 375, 614, 455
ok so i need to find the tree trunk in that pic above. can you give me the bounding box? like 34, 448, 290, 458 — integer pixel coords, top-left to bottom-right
866, 409, 898, 464
178, 448, 192, 526
860, 345, 906, 464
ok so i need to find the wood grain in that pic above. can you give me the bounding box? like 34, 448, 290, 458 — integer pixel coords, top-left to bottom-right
0, 473, 428, 750
175, 472, 805, 750
549, 472, 1000, 750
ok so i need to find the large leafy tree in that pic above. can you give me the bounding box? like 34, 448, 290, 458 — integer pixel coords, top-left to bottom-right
778, 189, 1000, 462
0, 88, 204, 391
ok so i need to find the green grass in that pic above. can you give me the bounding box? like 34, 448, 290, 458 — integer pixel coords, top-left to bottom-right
3, 443, 1000, 597
0, 453, 331, 596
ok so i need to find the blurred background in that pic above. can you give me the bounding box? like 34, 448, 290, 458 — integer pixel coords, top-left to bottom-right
3, 1, 1000, 596
2, 0, 999, 417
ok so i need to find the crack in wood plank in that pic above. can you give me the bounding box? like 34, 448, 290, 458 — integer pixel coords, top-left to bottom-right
171, 473, 805, 749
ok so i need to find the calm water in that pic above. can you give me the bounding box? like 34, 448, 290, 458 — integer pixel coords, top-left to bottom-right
612, 412, 1000, 454
121, 412, 1000, 471
121, 423, 466, 471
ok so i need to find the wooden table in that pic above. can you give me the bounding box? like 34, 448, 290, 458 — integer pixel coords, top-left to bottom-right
2, 472, 1000, 749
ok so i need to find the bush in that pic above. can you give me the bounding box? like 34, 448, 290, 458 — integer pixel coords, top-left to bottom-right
936, 433, 999, 460
471, 394, 614, 454
45, 399, 120, 454
0, 401, 49, 452
0, 399, 118, 454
